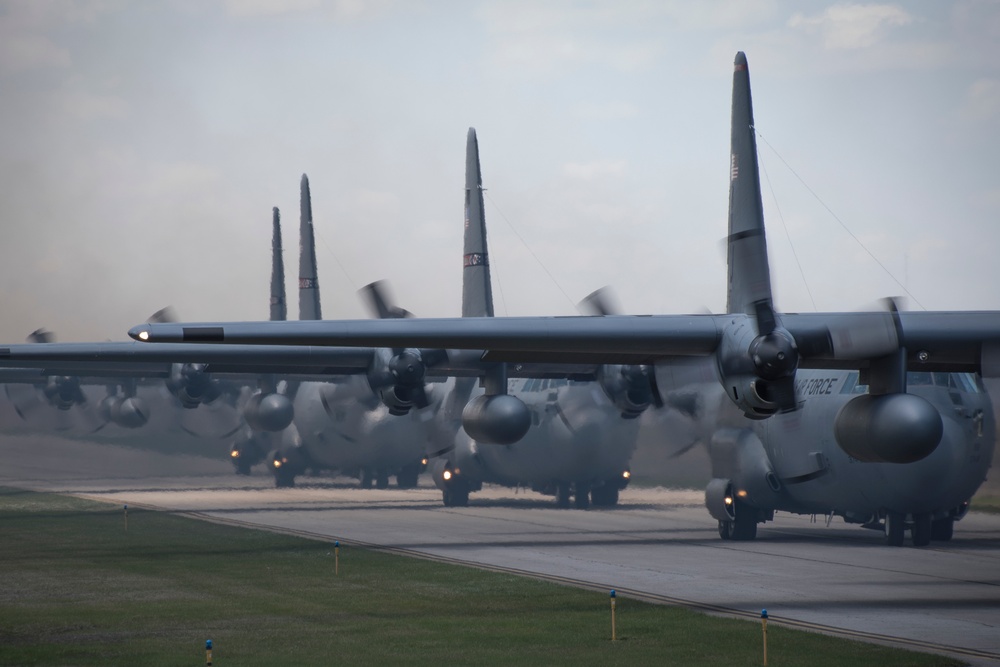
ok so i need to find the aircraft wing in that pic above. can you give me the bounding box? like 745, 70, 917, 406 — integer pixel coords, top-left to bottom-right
128, 315, 724, 362
0, 341, 604, 381
0, 342, 377, 379
127, 310, 1000, 375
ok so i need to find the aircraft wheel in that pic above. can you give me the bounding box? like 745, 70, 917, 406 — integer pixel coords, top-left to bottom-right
274, 469, 296, 489
396, 463, 420, 489
911, 513, 932, 547
591, 486, 619, 507
556, 483, 571, 509
884, 511, 905, 547
574, 482, 591, 510
451, 487, 469, 507
375, 469, 390, 490
233, 459, 253, 476
718, 520, 734, 540
730, 501, 757, 541
931, 517, 954, 541
360, 468, 374, 489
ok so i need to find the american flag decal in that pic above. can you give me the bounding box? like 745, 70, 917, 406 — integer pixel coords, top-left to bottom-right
731, 153, 739, 181
299, 278, 318, 289
464, 253, 487, 268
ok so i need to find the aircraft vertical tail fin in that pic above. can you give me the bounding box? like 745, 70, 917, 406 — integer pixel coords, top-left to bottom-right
726, 51, 774, 318
462, 128, 494, 319
298, 174, 322, 321
270, 207, 287, 322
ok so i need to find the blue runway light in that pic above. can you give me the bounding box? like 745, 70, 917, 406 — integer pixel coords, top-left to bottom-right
761, 609, 768, 619
610, 589, 616, 598
206, 640, 212, 649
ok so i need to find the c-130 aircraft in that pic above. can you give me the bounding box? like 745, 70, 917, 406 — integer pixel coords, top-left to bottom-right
126, 52, 997, 546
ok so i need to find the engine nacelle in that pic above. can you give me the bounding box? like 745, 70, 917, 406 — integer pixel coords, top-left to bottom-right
99, 395, 150, 428
167, 363, 220, 409
242, 392, 294, 432
834, 393, 943, 463
462, 394, 530, 445
43, 376, 85, 410
720, 375, 781, 419
705, 478, 737, 523
598, 364, 653, 418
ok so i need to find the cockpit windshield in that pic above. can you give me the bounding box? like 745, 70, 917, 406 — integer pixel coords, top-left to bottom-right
840, 371, 981, 395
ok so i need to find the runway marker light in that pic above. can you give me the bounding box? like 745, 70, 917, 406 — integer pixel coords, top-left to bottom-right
334, 541, 340, 576
761, 609, 768, 666
206, 639, 213, 666
610, 590, 617, 641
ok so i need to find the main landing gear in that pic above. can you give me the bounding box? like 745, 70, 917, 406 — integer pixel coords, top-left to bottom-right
883, 511, 954, 547
718, 498, 757, 541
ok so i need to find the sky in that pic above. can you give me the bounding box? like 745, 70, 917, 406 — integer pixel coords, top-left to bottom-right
0, 0, 998, 342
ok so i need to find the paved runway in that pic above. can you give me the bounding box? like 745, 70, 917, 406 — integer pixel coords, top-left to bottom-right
3, 436, 999, 665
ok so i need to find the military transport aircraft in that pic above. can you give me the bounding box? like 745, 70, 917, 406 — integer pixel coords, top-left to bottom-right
259, 174, 439, 489
422, 127, 646, 508
123, 52, 998, 546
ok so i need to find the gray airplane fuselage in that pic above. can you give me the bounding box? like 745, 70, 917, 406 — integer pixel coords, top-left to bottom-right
283, 376, 435, 477
660, 364, 996, 522
446, 378, 638, 491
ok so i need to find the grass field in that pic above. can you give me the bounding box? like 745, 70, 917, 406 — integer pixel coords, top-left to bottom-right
0, 487, 961, 666
972, 494, 1000, 514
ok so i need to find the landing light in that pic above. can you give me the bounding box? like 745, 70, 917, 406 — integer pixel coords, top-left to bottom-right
137, 331, 149, 341
421, 458, 428, 466
442, 470, 452, 481
231, 450, 239, 458
737, 490, 748, 498
274, 460, 282, 469
724, 495, 733, 506
622, 471, 631, 480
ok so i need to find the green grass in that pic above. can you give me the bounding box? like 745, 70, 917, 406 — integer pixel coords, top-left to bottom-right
0, 487, 960, 666
971, 494, 1000, 514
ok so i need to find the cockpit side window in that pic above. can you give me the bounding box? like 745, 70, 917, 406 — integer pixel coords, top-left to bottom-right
840, 372, 869, 395
955, 373, 981, 393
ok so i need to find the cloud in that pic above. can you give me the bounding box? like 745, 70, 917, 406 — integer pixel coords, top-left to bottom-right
962, 78, 1000, 122
221, 0, 393, 20
222, 0, 322, 17
0, 32, 71, 72
788, 3, 914, 50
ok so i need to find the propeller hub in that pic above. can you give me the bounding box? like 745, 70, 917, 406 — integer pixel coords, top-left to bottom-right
390, 350, 425, 386
749, 330, 799, 380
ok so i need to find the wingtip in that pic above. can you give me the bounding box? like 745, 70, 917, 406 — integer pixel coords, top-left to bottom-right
735, 51, 748, 71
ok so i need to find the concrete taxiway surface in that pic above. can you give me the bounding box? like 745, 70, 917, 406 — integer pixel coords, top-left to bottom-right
3, 436, 999, 665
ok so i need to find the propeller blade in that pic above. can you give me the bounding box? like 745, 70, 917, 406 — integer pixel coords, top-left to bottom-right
579, 287, 622, 316
147, 306, 179, 324
360, 281, 413, 320
26, 328, 55, 344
